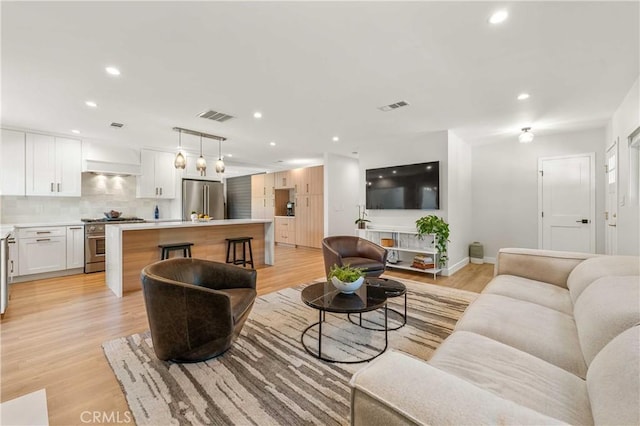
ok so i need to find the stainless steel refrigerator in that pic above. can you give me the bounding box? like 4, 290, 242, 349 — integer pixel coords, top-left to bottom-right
182, 179, 225, 220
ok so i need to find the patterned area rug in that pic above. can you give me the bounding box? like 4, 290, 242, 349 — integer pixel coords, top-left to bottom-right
103, 277, 477, 425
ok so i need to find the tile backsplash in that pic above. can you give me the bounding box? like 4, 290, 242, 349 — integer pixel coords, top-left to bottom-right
0, 174, 175, 224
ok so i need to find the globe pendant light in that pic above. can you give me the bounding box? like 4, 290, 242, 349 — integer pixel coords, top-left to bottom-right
196, 135, 207, 175
519, 127, 534, 143
174, 130, 186, 169
215, 138, 225, 174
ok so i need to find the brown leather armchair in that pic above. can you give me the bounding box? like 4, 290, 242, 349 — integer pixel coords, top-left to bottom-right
322, 236, 388, 278
140, 258, 257, 363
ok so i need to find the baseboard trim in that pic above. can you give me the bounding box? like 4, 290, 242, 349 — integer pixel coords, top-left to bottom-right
443, 257, 469, 276
11, 268, 84, 284
484, 256, 496, 264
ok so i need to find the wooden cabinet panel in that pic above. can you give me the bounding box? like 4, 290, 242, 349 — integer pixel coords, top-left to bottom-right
275, 217, 296, 244
25, 134, 81, 197
307, 165, 324, 195
291, 167, 306, 193
55, 137, 82, 196
295, 194, 323, 248
19, 235, 66, 275
275, 170, 292, 189
66, 226, 85, 269
137, 150, 176, 199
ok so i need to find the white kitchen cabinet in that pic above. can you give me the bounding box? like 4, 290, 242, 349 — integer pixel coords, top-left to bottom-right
18, 226, 67, 276
25, 133, 81, 197
1, 129, 26, 196
66, 226, 85, 269
137, 149, 176, 199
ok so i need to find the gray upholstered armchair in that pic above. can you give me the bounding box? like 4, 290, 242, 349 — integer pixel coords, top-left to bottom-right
140, 258, 257, 363
322, 236, 388, 278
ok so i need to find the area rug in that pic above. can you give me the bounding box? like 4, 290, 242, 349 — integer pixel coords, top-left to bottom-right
103, 277, 477, 426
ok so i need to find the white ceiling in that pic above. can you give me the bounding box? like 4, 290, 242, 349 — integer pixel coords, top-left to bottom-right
2, 1, 638, 175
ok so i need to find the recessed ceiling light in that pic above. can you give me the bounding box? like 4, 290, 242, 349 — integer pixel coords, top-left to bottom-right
253, 112, 262, 119
332, 136, 339, 142
392, 170, 397, 174
270, 141, 276, 146
227, 153, 233, 157
489, 10, 508, 24
378, 175, 383, 179
517, 93, 530, 100
85, 101, 97, 108
71, 129, 80, 134
105, 66, 121, 76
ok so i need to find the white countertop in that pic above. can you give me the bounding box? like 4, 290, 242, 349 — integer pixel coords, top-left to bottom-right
6, 221, 85, 228
0, 225, 14, 238
111, 218, 272, 231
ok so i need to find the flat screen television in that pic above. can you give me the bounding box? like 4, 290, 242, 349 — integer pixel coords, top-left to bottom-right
366, 161, 440, 210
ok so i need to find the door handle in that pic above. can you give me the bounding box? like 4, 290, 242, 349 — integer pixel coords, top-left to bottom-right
159, 187, 163, 196
36, 231, 51, 234
576, 219, 590, 224
608, 224, 617, 227
68, 227, 82, 230
36, 238, 51, 242
51, 182, 54, 192
155, 187, 159, 196
57, 183, 60, 192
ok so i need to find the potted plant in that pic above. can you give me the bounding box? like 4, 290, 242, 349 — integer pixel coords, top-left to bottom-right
355, 205, 370, 229
328, 263, 365, 294
190, 211, 198, 222
415, 215, 450, 267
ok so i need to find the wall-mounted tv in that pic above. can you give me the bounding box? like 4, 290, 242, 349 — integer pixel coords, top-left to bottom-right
366, 161, 440, 210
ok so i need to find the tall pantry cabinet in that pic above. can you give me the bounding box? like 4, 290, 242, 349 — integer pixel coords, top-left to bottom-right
293, 165, 323, 249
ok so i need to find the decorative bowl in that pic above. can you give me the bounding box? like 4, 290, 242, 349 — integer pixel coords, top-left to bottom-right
331, 276, 365, 294
104, 211, 122, 219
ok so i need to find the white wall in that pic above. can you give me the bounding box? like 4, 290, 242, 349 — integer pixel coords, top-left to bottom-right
606, 76, 640, 255
472, 127, 606, 259
358, 131, 449, 229
324, 152, 361, 236
446, 131, 473, 272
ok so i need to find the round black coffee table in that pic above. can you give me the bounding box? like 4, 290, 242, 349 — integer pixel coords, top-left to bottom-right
348, 277, 407, 331
301, 281, 388, 364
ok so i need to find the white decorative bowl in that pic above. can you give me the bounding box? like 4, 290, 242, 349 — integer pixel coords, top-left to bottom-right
331, 276, 365, 294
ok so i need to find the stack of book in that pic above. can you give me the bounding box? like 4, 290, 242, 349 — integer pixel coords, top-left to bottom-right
412, 254, 435, 270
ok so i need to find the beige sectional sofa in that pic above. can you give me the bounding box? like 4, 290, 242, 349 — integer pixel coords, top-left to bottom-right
350, 248, 640, 425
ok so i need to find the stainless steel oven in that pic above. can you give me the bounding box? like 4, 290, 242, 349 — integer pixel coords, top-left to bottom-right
85, 223, 106, 273
83, 217, 145, 273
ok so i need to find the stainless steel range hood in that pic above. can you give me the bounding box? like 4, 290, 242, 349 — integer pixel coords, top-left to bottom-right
82, 141, 141, 176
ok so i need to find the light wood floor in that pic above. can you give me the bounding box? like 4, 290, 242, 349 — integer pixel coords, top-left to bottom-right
0, 245, 493, 425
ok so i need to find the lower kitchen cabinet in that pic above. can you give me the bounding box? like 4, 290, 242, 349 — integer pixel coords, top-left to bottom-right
66, 225, 85, 269
275, 217, 296, 244
295, 194, 323, 248
19, 234, 67, 276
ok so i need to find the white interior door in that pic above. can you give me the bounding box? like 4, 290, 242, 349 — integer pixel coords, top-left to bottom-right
605, 141, 618, 254
538, 153, 595, 253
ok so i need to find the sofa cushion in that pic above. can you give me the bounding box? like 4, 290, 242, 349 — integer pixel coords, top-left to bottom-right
219, 288, 257, 323
566, 255, 640, 303
573, 276, 640, 365
429, 331, 593, 425
341, 256, 384, 272
483, 275, 573, 315
586, 326, 640, 426
455, 294, 587, 378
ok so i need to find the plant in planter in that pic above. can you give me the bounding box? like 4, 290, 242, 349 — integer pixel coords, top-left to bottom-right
328, 263, 365, 294
355, 205, 370, 229
415, 215, 450, 267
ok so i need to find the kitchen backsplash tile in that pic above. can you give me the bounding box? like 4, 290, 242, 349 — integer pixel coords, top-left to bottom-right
0, 174, 173, 223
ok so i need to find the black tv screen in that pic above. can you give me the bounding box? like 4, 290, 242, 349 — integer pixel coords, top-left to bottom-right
366, 161, 440, 210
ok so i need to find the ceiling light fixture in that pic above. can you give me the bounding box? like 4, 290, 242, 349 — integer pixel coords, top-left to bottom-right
270, 141, 276, 146
105, 66, 121, 76
517, 93, 530, 100
253, 112, 262, 119
85, 101, 97, 108
489, 10, 508, 24
215, 138, 225, 174
174, 129, 186, 169
196, 135, 207, 174
332, 136, 339, 142
519, 127, 534, 143
71, 129, 80, 134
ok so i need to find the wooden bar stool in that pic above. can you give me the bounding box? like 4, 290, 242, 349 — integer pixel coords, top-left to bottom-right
159, 242, 194, 260
225, 237, 254, 268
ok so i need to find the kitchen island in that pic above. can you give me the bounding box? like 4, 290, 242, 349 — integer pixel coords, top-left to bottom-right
105, 219, 274, 297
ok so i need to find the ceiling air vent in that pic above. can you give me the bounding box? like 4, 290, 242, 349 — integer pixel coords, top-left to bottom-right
378, 100, 410, 112
110, 122, 124, 128
198, 109, 235, 122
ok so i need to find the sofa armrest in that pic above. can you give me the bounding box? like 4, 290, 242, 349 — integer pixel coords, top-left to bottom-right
350, 350, 565, 426
197, 261, 257, 291
495, 248, 597, 288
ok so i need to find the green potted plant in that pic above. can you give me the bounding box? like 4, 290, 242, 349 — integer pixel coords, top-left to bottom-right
328, 263, 365, 294
415, 215, 450, 267
355, 205, 370, 229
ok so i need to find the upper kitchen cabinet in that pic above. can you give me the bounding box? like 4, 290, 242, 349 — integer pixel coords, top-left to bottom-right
250, 173, 275, 219
137, 149, 176, 199
25, 133, 81, 197
1, 129, 26, 195
292, 165, 323, 195
274, 170, 292, 189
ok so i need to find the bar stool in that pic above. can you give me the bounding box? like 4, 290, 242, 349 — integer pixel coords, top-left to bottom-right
225, 237, 254, 268
159, 242, 194, 260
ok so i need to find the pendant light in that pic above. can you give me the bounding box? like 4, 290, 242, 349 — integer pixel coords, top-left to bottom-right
174, 130, 186, 169
215, 138, 225, 174
196, 135, 207, 174
519, 127, 534, 143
